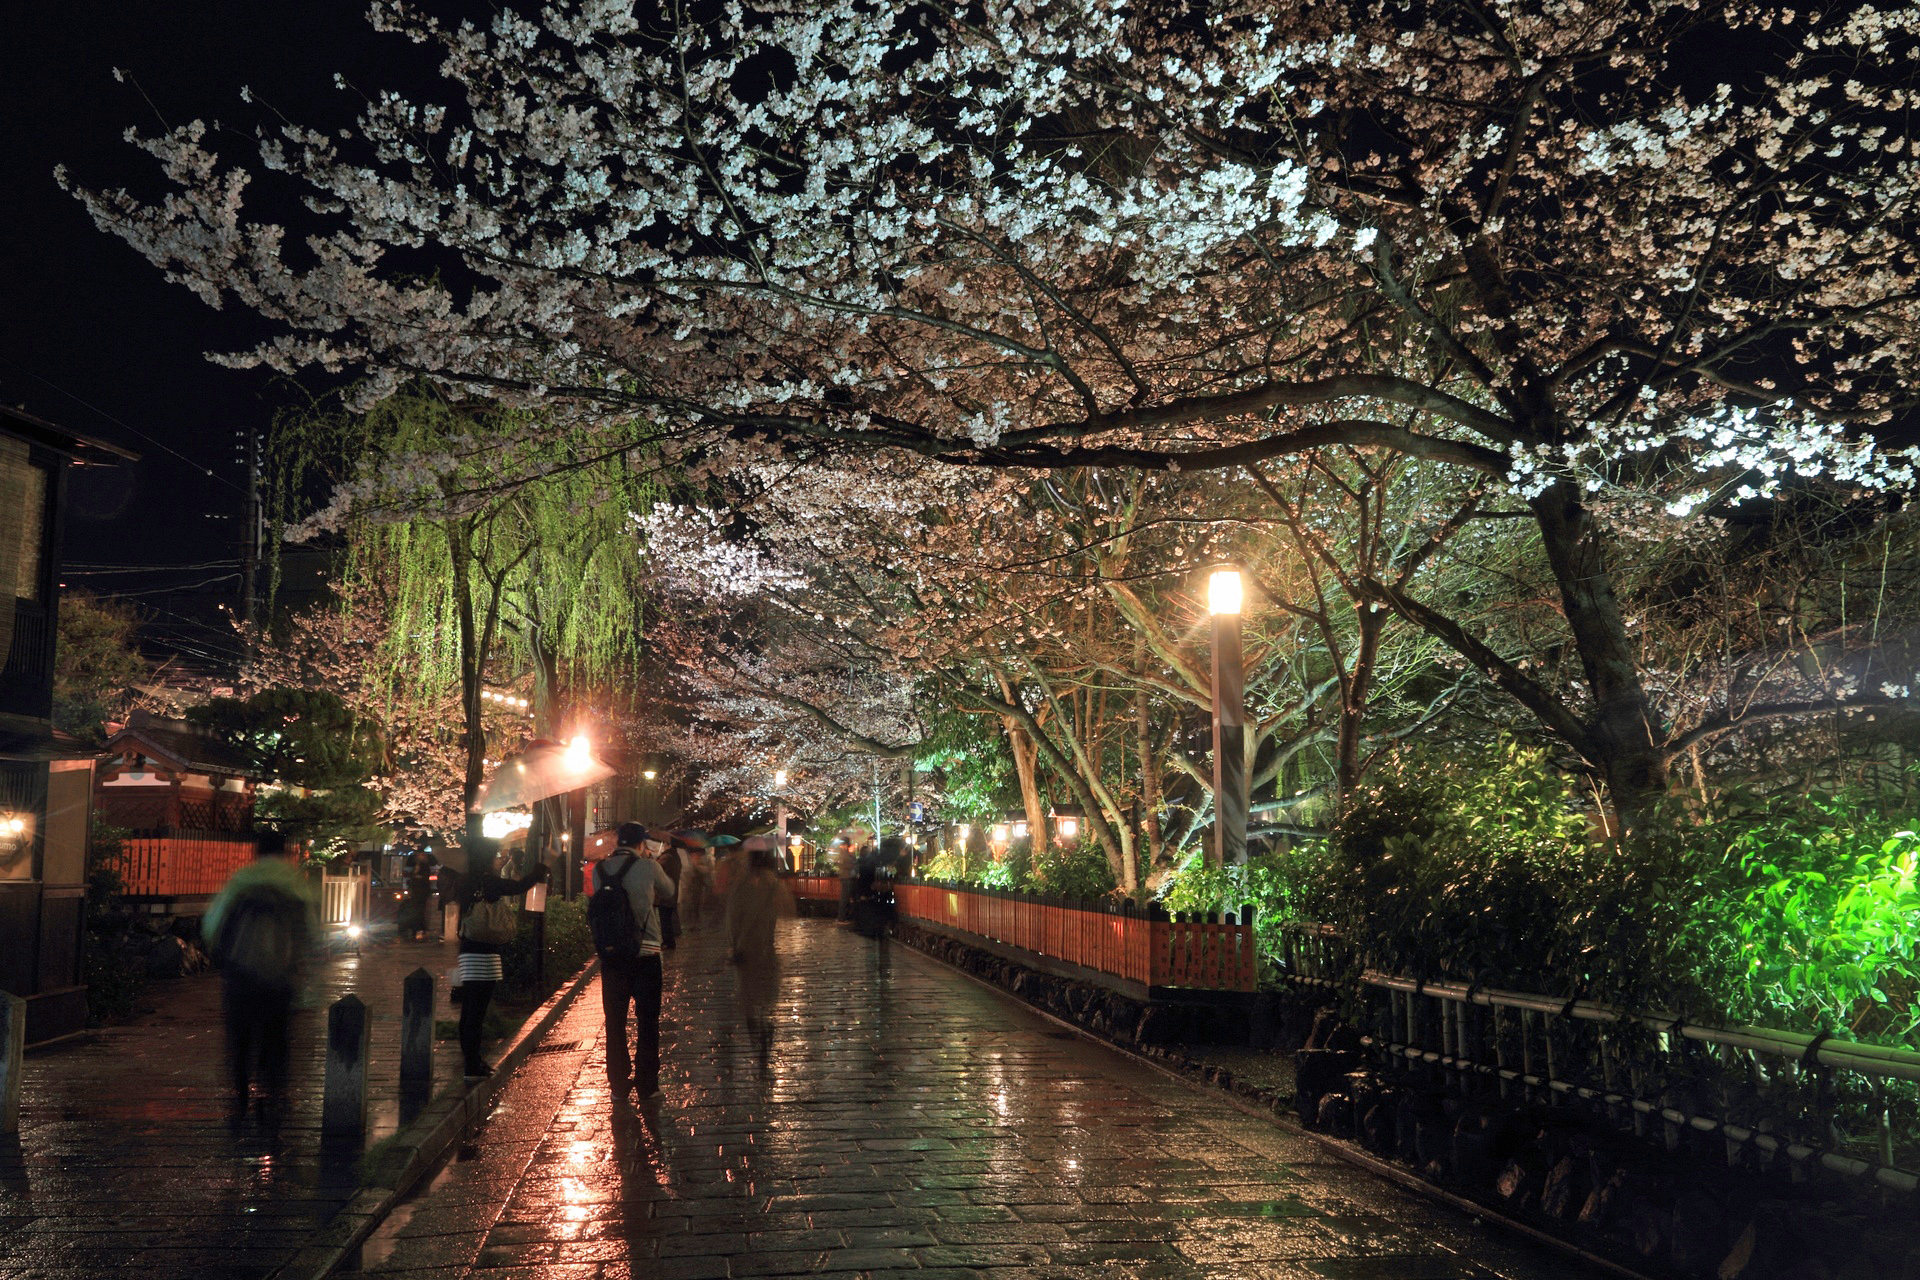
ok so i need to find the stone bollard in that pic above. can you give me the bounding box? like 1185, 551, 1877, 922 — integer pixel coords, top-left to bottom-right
321, 995, 370, 1139
1, 991, 23, 1135
400, 968, 434, 1089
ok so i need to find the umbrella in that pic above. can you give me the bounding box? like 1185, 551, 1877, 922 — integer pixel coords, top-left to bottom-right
473, 737, 617, 813
709, 834, 741, 847
669, 829, 711, 848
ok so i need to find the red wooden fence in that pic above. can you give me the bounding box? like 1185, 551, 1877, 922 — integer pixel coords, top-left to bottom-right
119, 830, 258, 897
783, 873, 1256, 993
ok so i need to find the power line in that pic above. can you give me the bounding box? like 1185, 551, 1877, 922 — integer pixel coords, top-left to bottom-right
0, 354, 248, 494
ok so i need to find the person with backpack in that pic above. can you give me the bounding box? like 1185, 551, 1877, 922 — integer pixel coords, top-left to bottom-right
202, 829, 318, 1129
453, 839, 551, 1080
589, 822, 677, 1099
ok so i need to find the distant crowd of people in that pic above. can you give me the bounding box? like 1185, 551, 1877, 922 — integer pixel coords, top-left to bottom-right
202, 816, 872, 1127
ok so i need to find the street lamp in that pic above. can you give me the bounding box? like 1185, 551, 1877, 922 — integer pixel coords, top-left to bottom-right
564, 731, 593, 900
773, 769, 790, 859
1208, 566, 1248, 868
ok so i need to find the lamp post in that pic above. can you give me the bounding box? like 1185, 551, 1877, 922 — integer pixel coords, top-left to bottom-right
773, 769, 790, 866
564, 733, 592, 901
1207, 566, 1248, 868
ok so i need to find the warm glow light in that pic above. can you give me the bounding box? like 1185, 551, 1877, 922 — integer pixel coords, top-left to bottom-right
1012, 821, 1029, 839
564, 734, 593, 772
642, 769, 657, 781
991, 824, 1009, 843
774, 769, 788, 787
1058, 817, 1079, 839
1207, 567, 1244, 615
3, 816, 24, 836
481, 810, 533, 839
957, 824, 971, 840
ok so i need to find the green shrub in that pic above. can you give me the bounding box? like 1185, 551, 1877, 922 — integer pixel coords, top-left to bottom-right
1026, 840, 1116, 898
500, 897, 594, 1000
1708, 794, 1920, 1040
919, 851, 965, 882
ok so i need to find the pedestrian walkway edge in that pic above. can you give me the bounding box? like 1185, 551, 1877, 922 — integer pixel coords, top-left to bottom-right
889, 927, 1652, 1280
268, 957, 601, 1280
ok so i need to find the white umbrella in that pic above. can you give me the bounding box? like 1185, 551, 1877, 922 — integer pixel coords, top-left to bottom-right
473, 736, 616, 813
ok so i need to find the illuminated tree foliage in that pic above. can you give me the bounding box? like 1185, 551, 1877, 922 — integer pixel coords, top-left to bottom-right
67, 0, 1920, 825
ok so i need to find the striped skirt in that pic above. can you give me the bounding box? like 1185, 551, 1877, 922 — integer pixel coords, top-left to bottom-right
456, 951, 504, 985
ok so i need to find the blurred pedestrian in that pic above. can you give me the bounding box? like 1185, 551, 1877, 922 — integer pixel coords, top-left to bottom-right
680, 843, 713, 926
726, 846, 795, 1060
203, 829, 318, 1130
591, 822, 677, 1099
831, 837, 856, 921
652, 836, 683, 949
398, 852, 433, 941
454, 839, 550, 1080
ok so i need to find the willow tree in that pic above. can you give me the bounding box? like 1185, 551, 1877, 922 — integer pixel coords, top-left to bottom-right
274, 391, 654, 844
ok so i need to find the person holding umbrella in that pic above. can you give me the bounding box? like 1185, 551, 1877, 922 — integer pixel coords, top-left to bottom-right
454, 839, 550, 1080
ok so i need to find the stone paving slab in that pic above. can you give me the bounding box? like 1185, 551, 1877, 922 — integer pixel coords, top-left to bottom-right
0, 931, 479, 1279
340, 917, 1609, 1280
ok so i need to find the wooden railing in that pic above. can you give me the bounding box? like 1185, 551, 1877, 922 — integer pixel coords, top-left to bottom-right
119, 829, 257, 897
783, 873, 1256, 993
320, 869, 371, 927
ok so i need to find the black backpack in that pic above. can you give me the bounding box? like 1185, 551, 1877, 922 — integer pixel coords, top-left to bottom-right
588, 854, 644, 961
219, 891, 299, 986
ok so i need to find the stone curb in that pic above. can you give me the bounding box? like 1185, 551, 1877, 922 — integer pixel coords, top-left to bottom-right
887, 926, 1652, 1280
268, 957, 601, 1280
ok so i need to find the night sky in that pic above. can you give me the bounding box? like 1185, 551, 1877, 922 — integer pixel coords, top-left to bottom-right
3, 4, 433, 666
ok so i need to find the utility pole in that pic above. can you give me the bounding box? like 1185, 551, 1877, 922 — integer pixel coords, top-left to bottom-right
239, 428, 263, 629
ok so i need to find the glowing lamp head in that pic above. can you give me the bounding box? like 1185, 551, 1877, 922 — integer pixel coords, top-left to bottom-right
346, 924, 364, 940
1058, 817, 1080, 840
3, 816, 24, 836
642, 769, 657, 781
1207, 567, 1244, 616
564, 734, 592, 772
774, 769, 788, 787
957, 823, 971, 840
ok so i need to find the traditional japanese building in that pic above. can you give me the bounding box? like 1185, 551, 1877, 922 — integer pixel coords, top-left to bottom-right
96, 710, 260, 911
0, 405, 134, 1044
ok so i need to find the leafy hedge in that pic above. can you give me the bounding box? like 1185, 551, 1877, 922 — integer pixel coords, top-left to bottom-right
1163, 741, 1920, 1048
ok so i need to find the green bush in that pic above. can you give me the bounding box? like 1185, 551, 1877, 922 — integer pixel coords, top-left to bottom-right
500, 897, 594, 1000
1026, 840, 1116, 898
1708, 794, 1920, 1040
1157, 742, 1920, 1048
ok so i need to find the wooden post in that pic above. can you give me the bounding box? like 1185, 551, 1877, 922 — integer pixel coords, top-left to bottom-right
400, 969, 434, 1088
321, 995, 369, 1138
0, 991, 24, 1135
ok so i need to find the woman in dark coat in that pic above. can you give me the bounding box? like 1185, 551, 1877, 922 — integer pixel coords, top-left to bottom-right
453, 841, 549, 1079
398, 853, 433, 940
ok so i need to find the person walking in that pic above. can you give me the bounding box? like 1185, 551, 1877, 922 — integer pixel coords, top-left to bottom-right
831, 837, 856, 922
726, 846, 795, 1060
398, 852, 433, 941
454, 840, 550, 1080
202, 829, 318, 1131
591, 822, 677, 1099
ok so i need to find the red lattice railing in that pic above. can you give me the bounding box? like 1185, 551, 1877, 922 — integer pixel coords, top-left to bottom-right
119, 830, 258, 897
782, 872, 1255, 993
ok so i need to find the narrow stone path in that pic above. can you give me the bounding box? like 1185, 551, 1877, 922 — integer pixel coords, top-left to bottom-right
346, 916, 1599, 1280
0, 929, 471, 1280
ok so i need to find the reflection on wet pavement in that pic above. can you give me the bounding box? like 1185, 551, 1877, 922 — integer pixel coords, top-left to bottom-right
348, 917, 1600, 1279
0, 932, 469, 1279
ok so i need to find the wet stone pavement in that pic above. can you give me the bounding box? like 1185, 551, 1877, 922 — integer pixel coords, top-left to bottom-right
343, 918, 1599, 1280
0, 926, 473, 1280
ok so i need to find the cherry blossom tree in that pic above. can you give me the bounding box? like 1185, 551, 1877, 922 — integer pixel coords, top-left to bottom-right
65, 0, 1920, 824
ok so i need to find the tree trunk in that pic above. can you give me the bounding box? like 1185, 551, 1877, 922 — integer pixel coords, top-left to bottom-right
1133, 640, 1160, 883
1335, 605, 1384, 813
1529, 483, 1669, 828
996, 671, 1049, 851
448, 523, 488, 852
